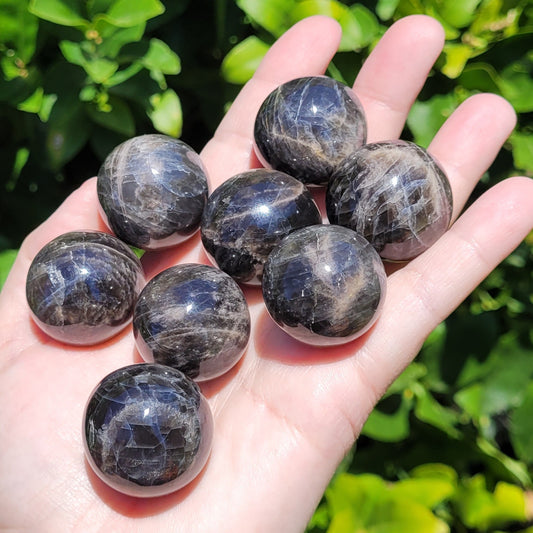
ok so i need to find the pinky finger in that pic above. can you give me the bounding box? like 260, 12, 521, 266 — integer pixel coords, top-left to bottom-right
357, 176, 533, 397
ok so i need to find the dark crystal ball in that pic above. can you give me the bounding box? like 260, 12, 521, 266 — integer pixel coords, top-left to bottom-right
133, 264, 250, 381
83, 363, 214, 497
26, 231, 145, 345
326, 140, 453, 262
254, 76, 367, 186
201, 169, 322, 285
97, 134, 209, 251
262, 225, 386, 346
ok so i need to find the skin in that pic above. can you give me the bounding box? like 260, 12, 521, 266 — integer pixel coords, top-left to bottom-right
1, 14, 532, 533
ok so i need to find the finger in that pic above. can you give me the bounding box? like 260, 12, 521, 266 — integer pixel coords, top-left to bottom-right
200, 15, 342, 187
356, 176, 533, 399
353, 15, 445, 142
428, 93, 517, 220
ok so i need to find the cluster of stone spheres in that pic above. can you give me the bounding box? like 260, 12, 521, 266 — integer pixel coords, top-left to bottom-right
25, 75, 453, 498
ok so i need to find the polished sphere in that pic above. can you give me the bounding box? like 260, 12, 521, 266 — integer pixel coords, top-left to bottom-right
254, 76, 367, 186
26, 231, 145, 345
262, 225, 386, 346
201, 169, 322, 285
134, 264, 250, 381
97, 134, 209, 250
84, 363, 214, 497
326, 140, 453, 261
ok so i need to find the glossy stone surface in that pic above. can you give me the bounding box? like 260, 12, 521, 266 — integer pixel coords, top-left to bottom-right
84, 363, 213, 497
26, 231, 145, 345
254, 76, 367, 186
97, 134, 209, 250
133, 264, 250, 381
201, 169, 322, 285
262, 225, 386, 345
326, 140, 453, 262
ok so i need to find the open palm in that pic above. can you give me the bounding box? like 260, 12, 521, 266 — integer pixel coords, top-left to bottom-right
1, 15, 532, 533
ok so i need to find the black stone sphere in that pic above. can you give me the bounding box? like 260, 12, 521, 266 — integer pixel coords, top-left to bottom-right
262, 225, 386, 346
326, 140, 453, 261
133, 264, 250, 381
201, 169, 322, 285
26, 231, 145, 345
97, 134, 209, 251
254, 76, 367, 186
83, 363, 214, 497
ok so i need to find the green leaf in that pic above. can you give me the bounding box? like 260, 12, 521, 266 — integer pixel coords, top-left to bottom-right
326, 473, 386, 519
86, 96, 135, 136
29, 0, 88, 27
0, 0, 40, 62
326, 473, 450, 533
85, 57, 118, 83
307, 503, 331, 531
87, 0, 114, 17
459, 62, 502, 94
289, 1, 379, 51
60, 40, 119, 83
142, 38, 181, 75
412, 384, 461, 438
376, 0, 400, 20
221, 36, 270, 84
59, 40, 85, 65
389, 478, 455, 509
0, 250, 18, 290
94, 21, 146, 58
364, 499, 450, 533
469, 0, 522, 39
11, 147, 30, 184
407, 93, 457, 148
326, 509, 359, 533
510, 131, 533, 175
455, 475, 527, 530
500, 65, 533, 113
454, 332, 533, 421
362, 394, 412, 442
17, 88, 56, 121
104, 0, 165, 27
17, 87, 44, 114
46, 99, 91, 169
105, 63, 144, 87
437, 0, 483, 29
348, 4, 381, 48
385, 362, 427, 396
410, 463, 458, 484
441, 43, 473, 79
236, 0, 294, 36
475, 437, 532, 487
148, 89, 182, 138
510, 384, 533, 463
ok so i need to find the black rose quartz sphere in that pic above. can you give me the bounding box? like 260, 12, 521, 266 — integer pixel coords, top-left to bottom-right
254, 76, 367, 186
326, 140, 453, 262
26, 231, 145, 345
97, 134, 209, 250
133, 264, 250, 381
201, 169, 322, 285
262, 225, 386, 346
83, 363, 214, 497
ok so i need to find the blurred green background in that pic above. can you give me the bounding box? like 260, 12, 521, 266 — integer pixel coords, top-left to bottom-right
1, 1, 533, 531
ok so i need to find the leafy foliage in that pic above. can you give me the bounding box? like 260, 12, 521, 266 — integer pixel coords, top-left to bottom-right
1, 1, 533, 532
0, 0, 185, 246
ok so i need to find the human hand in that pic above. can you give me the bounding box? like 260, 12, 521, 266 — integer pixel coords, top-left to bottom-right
1, 14, 532, 533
